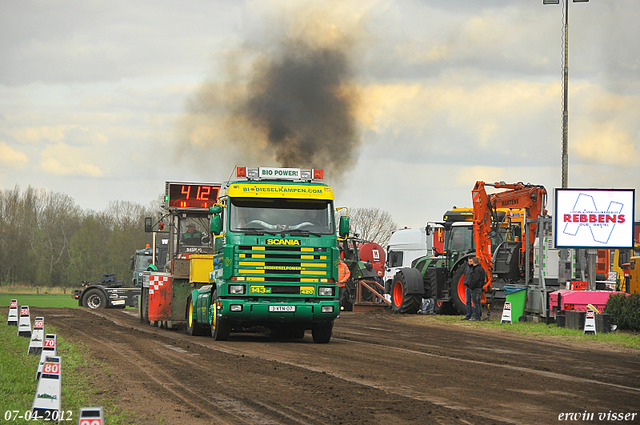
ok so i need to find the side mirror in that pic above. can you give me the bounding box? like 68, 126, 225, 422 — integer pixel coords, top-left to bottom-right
209, 205, 222, 214
339, 216, 350, 238
144, 217, 153, 233
129, 255, 134, 270
211, 214, 222, 236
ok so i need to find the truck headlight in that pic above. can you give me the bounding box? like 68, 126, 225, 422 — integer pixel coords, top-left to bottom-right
318, 287, 335, 296
230, 304, 243, 312
229, 285, 245, 295
321, 306, 334, 313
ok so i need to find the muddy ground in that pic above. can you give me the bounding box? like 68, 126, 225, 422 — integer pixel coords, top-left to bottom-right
31, 307, 640, 425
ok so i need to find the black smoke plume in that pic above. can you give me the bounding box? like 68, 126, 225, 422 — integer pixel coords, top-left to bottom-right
178, 26, 361, 182
242, 41, 359, 173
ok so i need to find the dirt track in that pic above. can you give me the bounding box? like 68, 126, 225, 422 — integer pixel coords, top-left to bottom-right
32, 307, 640, 425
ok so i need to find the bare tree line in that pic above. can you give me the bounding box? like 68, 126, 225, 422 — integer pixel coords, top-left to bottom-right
0, 186, 157, 287
341, 207, 397, 247
0, 186, 397, 287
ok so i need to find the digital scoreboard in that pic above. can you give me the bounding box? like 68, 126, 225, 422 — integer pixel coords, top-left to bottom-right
165, 182, 221, 210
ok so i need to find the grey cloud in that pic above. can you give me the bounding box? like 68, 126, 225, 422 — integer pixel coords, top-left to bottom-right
0, 0, 240, 85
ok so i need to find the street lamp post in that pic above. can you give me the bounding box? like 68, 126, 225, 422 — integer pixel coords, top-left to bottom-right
543, 0, 589, 189
543, 0, 592, 289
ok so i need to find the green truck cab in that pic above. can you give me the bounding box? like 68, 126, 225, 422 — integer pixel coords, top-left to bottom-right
188, 167, 349, 343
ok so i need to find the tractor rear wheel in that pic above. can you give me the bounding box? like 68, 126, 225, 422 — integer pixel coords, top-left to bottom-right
450, 266, 469, 315
390, 271, 422, 314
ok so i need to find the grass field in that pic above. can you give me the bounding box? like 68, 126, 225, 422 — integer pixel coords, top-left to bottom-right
0, 293, 80, 309
415, 314, 640, 349
0, 313, 131, 424
0, 286, 76, 295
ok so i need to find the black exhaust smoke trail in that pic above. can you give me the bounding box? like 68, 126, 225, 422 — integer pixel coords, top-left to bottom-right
243, 41, 359, 175
179, 26, 362, 182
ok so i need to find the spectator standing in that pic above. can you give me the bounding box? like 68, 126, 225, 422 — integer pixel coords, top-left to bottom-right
460, 257, 474, 320
468, 256, 486, 321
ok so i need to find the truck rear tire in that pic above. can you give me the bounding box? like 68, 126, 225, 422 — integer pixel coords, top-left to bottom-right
83, 289, 106, 309
390, 271, 422, 314
312, 322, 333, 343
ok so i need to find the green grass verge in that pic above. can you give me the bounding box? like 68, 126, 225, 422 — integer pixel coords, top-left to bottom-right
0, 294, 80, 309
0, 312, 134, 424
414, 314, 640, 349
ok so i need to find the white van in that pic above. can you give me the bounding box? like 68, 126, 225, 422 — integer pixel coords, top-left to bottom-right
384, 225, 440, 292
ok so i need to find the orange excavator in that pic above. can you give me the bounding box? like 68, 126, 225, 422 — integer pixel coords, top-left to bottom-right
472, 181, 548, 295
385, 181, 548, 317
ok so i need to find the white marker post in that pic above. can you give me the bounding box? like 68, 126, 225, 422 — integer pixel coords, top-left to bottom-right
17, 306, 32, 337
501, 302, 512, 324
28, 317, 45, 355
78, 406, 105, 425
7, 299, 18, 326
36, 334, 57, 380
32, 355, 62, 421
584, 310, 596, 335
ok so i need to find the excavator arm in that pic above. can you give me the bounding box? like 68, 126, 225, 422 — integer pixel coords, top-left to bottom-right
472, 181, 547, 292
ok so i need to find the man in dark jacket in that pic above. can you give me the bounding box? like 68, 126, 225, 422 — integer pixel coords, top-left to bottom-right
461, 257, 474, 320
468, 256, 486, 321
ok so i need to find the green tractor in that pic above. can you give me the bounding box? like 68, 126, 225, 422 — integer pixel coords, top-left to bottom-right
388, 208, 519, 315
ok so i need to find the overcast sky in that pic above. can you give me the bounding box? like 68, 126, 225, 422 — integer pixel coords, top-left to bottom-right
1, 0, 639, 229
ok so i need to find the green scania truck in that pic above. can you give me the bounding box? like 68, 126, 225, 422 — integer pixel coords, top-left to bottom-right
187, 166, 349, 343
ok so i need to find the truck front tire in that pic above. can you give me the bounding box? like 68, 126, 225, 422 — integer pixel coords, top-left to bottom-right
312, 322, 333, 343
83, 289, 106, 309
210, 290, 231, 341
186, 296, 208, 336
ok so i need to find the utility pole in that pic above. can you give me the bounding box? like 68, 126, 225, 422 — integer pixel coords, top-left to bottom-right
543, 0, 589, 189
543, 0, 591, 288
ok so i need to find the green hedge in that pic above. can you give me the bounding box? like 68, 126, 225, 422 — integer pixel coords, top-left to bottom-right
604, 293, 640, 332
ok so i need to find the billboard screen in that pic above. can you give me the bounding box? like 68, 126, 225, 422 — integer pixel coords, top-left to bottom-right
554, 188, 635, 248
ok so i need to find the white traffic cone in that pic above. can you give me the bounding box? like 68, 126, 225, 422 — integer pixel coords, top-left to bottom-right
501, 302, 512, 324
7, 299, 18, 326
17, 306, 32, 337
36, 334, 57, 380
584, 309, 597, 335
78, 406, 105, 425
28, 317, 45, 355
31, 355, 62, 421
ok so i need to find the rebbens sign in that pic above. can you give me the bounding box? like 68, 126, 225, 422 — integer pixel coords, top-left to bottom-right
554, 189, 635, 248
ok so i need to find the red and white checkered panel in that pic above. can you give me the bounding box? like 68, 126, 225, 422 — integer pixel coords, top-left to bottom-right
149, 275, 169, 294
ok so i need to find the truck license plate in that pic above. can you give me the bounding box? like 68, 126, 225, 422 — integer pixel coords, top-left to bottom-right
269, 306, 295, 312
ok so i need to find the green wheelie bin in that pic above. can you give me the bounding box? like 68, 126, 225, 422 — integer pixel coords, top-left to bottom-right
503, 285, 528, 322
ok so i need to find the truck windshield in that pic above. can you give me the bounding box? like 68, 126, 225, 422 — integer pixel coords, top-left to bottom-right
230, 198, 334, 235
135, 254, 152, 271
